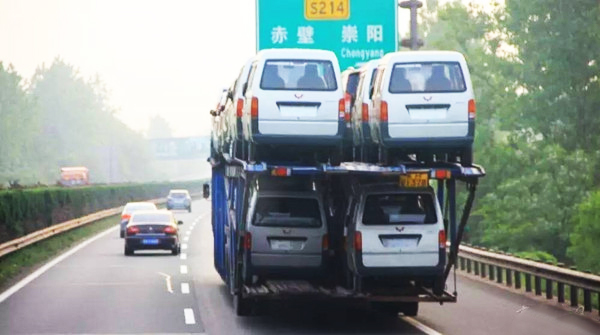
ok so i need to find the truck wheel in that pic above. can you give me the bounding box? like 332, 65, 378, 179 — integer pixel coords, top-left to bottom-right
233, 294, 252, 316
330, 148, 342, 166
400, 302, 418, 317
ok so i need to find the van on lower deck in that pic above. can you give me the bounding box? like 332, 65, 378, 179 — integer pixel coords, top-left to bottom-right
344, 182, 446, 295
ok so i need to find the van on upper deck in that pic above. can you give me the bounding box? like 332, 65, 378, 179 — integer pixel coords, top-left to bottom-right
369, 51, 475, 166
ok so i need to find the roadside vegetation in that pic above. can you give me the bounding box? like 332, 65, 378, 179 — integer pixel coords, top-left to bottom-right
422, 0, 600, 273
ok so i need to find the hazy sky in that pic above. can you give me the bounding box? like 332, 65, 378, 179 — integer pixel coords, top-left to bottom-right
0, 0, 487, 137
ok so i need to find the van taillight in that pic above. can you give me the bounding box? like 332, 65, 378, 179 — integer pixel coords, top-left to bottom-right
439, 230, 446, 249
126, 226, 139, 236
468, 99, 476, 119
251, 97, 258, 118
339, 98, 346, 120
243, 232, 252, 250
322, 234, 329, 251
380, 101, 388, 122
236, 98, 244, 118
354, 231, 362, 251
362, 103, 369, 121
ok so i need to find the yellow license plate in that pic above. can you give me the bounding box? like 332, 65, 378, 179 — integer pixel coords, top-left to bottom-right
399, 173, 429, 188
305, 0, 350, 20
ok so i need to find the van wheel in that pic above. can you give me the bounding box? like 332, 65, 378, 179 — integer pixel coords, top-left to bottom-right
330, 148, 342, 166
461, 147, 473, 166
248, 142, 257, 163
400, 302, 419, 317
378, 146, 389, 165
433, 276, 445, 296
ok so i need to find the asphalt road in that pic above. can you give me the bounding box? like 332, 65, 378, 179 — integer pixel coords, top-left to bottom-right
0, 199, 599, 334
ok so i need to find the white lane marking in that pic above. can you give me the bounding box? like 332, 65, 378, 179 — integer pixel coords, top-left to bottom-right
181, 282, 190, 294
0, 225, 120, 304
180, 253, 187, 260
402, 317, 443, 335
180, 265, 188, 274
184, 236, 190, 242
158, 272, 173, 294
184, 308, 196, 324
186, 230, 192, 236
182, 243, 188, 250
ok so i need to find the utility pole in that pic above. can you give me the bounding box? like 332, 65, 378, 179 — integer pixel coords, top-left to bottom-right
399, 0, 424, 50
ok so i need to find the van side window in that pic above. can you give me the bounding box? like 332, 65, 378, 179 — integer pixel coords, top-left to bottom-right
245, 63, 258, 94
373, 66, 386, 95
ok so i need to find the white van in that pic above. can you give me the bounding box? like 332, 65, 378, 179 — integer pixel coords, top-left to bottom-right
370, 51, 475, 165
241, 49, 345, 164
345, 182, 446, 296
223, 59, 253, 159
350, 59, 379, 162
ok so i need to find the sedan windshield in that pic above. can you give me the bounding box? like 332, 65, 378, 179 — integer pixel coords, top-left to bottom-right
253, 197, 322, 227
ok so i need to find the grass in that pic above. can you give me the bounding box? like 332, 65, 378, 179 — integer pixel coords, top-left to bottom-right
0, 214, 119, 292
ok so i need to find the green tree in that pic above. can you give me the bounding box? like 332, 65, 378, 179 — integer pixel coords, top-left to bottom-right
503, 0, 600, 152
567, 191, 600, 273
0, 63, 40, 184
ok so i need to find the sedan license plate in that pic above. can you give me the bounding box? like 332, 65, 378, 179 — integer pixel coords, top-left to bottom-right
271, 240, 293, 251
399, 172, 429, 188
142, 239, 160, 245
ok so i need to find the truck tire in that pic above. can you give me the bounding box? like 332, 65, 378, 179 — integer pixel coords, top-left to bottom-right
233, 294, 252, 316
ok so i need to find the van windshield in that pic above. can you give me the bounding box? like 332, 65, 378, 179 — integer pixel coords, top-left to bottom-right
362, 193, 437, 225
260, 60, 338, 91
253, 197, 322, 227
389, 62, 466, 93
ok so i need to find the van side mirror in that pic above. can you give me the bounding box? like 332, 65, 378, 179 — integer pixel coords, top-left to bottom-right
242, 83, 248, 96
210, 110, 217, 117
227, 90, 233, 100
178, 220, 184, 225
203, 183, 210, 199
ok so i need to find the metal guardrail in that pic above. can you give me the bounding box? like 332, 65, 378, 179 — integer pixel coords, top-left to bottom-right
456, 244, 600, 316
0, 197, 168, 258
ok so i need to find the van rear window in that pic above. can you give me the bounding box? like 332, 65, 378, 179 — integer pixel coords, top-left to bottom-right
253, 197, 322, 227
362, 193, 437, 225
389, 62, 466, 93
260, 60, 338, 91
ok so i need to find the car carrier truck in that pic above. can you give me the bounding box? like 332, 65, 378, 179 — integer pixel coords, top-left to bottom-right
206, 152, 484, 316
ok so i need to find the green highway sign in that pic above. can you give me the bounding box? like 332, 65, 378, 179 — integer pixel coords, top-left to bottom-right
256, 0, 398, 70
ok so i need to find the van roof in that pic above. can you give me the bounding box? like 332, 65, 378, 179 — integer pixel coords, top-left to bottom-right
380, 50, 466, 64
254, 48, 338, 61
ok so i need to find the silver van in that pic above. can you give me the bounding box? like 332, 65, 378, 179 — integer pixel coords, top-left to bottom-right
244, 188, 329, 282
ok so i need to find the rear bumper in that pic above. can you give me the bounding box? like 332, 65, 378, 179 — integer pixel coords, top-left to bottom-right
353, 249, 446, 278
125, 236, 178, 250
380, 120, 474, 150
247, 252, 327, 278
250, 118, 345, 147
